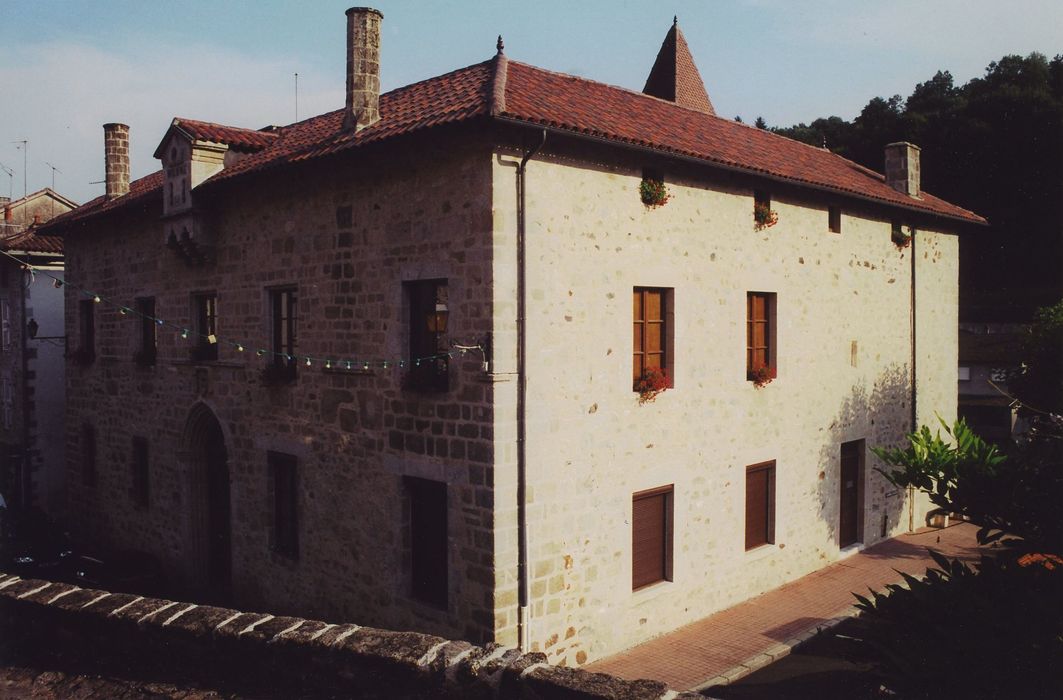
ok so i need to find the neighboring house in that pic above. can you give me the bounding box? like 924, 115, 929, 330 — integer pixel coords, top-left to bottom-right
0, 190, 72, 515
958, 323, 1026, 443
40, 10, 984, 666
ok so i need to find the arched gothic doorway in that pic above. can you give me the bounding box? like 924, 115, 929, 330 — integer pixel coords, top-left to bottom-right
183, 403, 231, 603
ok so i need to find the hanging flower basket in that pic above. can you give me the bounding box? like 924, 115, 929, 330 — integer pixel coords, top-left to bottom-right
892, 227, 913, 249
639, 178, 671, 208
634, 366, 670, 404
753, 202, 779, 231
748, 363, 776, 388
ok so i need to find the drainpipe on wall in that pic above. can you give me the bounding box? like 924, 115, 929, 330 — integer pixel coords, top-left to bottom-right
516, 129, 546, 652
909, 231, 917, 533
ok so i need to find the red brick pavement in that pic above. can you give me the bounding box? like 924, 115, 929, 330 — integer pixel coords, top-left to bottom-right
586, 523, 984, 691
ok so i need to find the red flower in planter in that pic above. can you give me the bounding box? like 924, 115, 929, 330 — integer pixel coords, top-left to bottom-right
754, 202, 779, 231
635, 366, 670, 404
748, 363, 776, 388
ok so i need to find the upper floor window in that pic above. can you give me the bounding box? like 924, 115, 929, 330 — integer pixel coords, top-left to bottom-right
269, 287, 298, 380
190, 292, 217, 362
753, 190, 777, 230
135, 297, 156, 366
829, 206, 842, 233
633, 287, 672, 390
746, 292, 777, 383
404, 279, 449, 393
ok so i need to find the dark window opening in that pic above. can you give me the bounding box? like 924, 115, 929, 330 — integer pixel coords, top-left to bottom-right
82, 423, 96, 487
131, 436, 149, 507
335, 205, 353, 229
745, 461, 776, 550
632, 485, 673, 590
190, 293, 217, 362
829, 206, 842, 233
405, 476, 448, 608
269, 451, 298, 559
267, 288, 298, 382
135, 297, 156, 366
404, 279, 449, 393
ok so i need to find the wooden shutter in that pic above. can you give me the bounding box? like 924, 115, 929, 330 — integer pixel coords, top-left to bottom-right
633, 288, 666, 383
746, 293, 770, 372
745, 462, 775, 550
407, 477, 448, 608
632, 486, 672, 590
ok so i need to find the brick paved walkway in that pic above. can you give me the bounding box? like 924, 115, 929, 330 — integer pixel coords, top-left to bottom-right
587, 522, 983, 691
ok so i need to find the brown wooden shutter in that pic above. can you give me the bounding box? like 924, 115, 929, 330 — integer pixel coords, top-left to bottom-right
745, 462, 775, 550
633, 288, 666, 384
747, 293, 770, 372
632, 486, 672, 590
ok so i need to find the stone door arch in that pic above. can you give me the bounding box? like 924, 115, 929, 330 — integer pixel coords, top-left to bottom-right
182, 402, 232, 602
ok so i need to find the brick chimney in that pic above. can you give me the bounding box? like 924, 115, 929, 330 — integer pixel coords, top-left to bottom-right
343, 7, 383, 132
885, 142, 920, 198
104, 122, 130, 198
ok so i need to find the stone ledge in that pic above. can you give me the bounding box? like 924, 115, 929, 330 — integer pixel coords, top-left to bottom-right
1, 572, 690, 699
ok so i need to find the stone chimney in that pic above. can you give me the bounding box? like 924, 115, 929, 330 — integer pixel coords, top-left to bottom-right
885, 142, 920, 198
104, 122, 130, 198
343, 7, 383, 132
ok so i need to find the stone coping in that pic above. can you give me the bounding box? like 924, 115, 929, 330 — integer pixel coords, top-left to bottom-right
0, 572, 702, 699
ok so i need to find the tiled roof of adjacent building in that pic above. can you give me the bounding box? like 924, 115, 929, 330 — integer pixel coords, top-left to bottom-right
152, 117, 279, 158
42, 54, 985, 233
0, 228, 64, 255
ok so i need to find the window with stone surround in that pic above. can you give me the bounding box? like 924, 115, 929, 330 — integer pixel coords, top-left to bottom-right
632, 485, 673, 590
268, 287, 298, 382
404, 279, 449, 393
135, 297, 156, 366
269, 451, 298, 559
633, 287, 673, 390
81, 423, 96, 487
746, 292, 776, 381
131, 436, 149, 508
190, 292, 217, 362
405, 476, 448, 608
745, 461, 775, 550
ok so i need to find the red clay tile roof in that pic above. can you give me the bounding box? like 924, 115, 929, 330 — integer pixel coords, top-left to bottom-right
0, 228, 64, 255
643, 21, 715, 115
42, 55, 985, 233
152, 118, 278, 158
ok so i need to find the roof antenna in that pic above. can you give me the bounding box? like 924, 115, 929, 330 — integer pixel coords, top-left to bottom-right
496, 35, 504, 55
822, 135, 828, 149
294, 72, 299, 122
673, 15, 678, 26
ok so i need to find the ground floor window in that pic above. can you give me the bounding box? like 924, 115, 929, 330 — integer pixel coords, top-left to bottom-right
745, 461, 775, 550
405, 476, 448, 608
632, 485, 673, 590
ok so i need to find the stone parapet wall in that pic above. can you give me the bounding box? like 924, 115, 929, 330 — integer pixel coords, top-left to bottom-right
0, 572, 699, 700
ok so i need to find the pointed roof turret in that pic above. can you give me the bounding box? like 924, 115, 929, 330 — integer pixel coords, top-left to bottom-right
642, 17, 715, 115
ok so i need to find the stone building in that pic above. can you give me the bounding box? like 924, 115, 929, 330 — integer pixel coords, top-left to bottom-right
0, 190, 72, 515
41, 10, 984, 665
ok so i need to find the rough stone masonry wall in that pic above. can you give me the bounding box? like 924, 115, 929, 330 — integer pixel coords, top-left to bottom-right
489, 140, 955, 665
0, 573, 702, 700
62, 133, 498, 644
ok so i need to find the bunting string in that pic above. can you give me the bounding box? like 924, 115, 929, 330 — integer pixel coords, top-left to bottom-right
2, 248, 483, 372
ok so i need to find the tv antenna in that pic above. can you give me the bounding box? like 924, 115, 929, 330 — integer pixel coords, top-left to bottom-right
294, 72, 299, 122
0, 162, 12, 200
45, 162, 62, 215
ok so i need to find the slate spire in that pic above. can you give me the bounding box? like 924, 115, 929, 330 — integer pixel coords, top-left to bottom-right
642, 17, 715, 115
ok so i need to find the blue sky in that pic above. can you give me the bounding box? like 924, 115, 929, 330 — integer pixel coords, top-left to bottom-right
1, 0, 1059, 204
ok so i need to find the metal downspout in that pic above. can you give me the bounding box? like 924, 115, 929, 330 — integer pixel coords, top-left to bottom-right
909, 231, 917, 532
516, 129, 546, 651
